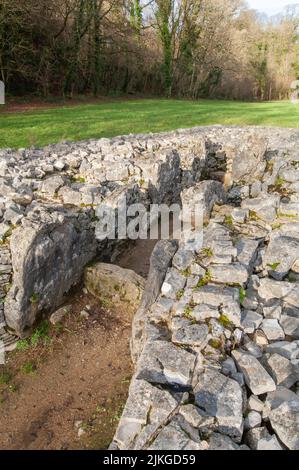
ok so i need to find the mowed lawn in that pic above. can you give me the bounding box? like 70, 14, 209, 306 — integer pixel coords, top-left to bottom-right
0, 98, 299, 148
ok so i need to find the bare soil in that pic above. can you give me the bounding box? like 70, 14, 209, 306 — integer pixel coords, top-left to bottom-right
1, 95, 147, 114
0, 290, 133, 450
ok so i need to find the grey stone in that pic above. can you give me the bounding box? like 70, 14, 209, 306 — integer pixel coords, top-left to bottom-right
208, 433, 244, 451
161, 269, 186, 299
236, 238, 260, 272
132, 240, 178, 362
114, 378, 180, 449
262, 353, 297, 388
148, 419, 208, 451
209, 263, 248, 286
136, 340, 196, 387
172, 318, 209, 348
241, 310, 263, 334
193, 304, 220, 321
53, 160, 66, 171
230, 133, 267, 185
248, 395, 264, 413
4, 211, 97, 336
261, 319, 285, 342
193, 285, 241, 326
242, 195, 280, 222
258, 278, 299, 309
232, 350, 276, 395
244, 411, 262, 430
180, 404, 216, 432
246, 427, 282, 450
49, 305, 71, 325
231, 209, 249, 224
266, 340, 299, 360
172, 248, 194, 271
194, 368, 244, 442
270, 400, 299, 450
280, 314, 299, 339
263, 302, 282, 320
40, 175, 65, 197
181, 180, 226, 225
264, 234, 299, 280
264, 387, 299, 419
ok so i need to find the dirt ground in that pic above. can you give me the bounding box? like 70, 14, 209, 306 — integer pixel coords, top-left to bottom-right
1, 95, 146, 114
0, 290, 133, 450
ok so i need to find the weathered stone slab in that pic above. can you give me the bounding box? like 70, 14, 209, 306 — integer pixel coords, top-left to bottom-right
261, 353, 297, 388
136, 340, 196, 387
270, 400, 299, 450
194, 369, 244, 442
258, 278, 299, 308
232, 350, 276, 395
172, 318, 209, 349
209, 263, 248, 286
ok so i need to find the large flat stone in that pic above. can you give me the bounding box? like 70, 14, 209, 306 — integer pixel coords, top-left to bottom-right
270, 400, 299, 450
232, 350, 276, 395
136, 340, 196, 387
262, 353, 298, 388
258, 278, 299, 308
194, 369, 244, 442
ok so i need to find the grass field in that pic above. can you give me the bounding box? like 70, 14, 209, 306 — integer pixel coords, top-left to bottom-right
0, 98, 298, 148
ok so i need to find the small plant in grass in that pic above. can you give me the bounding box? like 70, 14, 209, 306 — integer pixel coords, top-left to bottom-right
21, 362, 36, 375
239, 288, 246, 305
267, 262, 281, 271
209, 338, 222, 350
30, 320, 50, 347
224, 215, 233, 227
271, 222, 282, 230
219, 314, 234, 330
197, 270, 212, 288
181, 267, 192, 277
100, 297, 112, 309
16, 339, 30, 352
71, 176, 86, 184
201, 248, 214, 258
277, 211, 297, 219
274, 177, 285, 190
30, 293, 39, 305
249, 210, 260, 222
176, 289, 184, 301
184, 305, 194, 320
0, 369, 12, 385
8, 384, 18, 393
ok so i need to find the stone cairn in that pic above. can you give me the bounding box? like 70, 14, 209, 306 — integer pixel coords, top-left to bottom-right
1, 126, 299, 450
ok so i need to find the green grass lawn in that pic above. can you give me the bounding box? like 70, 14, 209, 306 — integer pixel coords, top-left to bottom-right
0, 98, 298, 148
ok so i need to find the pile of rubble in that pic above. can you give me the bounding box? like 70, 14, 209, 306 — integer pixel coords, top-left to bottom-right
1, 125, 299, 449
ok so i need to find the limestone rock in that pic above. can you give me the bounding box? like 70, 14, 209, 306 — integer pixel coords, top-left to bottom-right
261, 319, 285, 342
194, 368, 244, 442
84, 262, 145, 312
232, 350, 276, 395
270, 400, 299, 450
172, 318, 209, 349
262, 353, 297, 388
136, 340, 196, 387
264, 233, 299, 281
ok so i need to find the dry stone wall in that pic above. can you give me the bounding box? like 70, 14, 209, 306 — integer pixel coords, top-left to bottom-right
1, 125, 299, 450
